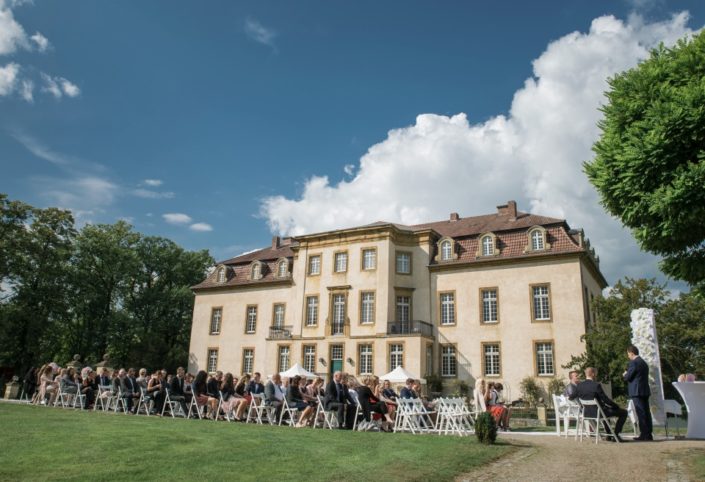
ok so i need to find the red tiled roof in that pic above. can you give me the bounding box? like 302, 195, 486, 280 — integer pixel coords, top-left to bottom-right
409, 211, 565, 237
218, 241, 296, 265
192, 259, 292, 290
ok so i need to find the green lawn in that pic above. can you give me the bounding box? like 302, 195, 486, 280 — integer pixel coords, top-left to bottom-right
0, 403, 512, 481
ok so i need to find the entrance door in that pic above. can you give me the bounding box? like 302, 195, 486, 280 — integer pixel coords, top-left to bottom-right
330, 345, 343, 376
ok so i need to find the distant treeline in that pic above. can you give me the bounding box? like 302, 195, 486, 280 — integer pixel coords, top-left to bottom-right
0, 193, 214, 374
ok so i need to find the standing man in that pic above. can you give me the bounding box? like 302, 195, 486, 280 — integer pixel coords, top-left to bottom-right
623, 345, 653, 441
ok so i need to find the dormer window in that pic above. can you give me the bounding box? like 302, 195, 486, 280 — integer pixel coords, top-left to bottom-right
435, 236, 457, 262
525, 226, 551, 253
250, 261, 263, 281
477, 233, 498, 257
276, 258, 289, 278
217, 267, 226, 283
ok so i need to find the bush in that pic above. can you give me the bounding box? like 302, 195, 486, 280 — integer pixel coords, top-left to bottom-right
450, 379, 470, 397
425, 374, 443, 393
546, 378, 566, 406
519, 376, 543, 407
474, 412, 497, 445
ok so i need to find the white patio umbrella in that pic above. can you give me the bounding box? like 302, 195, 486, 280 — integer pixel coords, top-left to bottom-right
279, 363, 316, 379
379, 366, 425, 383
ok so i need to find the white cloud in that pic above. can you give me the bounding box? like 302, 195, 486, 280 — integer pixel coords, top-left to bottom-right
189, 222, 213, 232
19, 77, 31, 100
163, 213, 192, 225
29, 31, 48, 51
261, 13, 698, 286
143, 179, 163, 187
0, 61, 18, 95
33, 176, 118, 221
41, 72, 80, 98
132, 188, 174, 199
244, 17, 277, 50
343, 164, 355, 176
11, 131, 71, 165
0, 2, 28, 55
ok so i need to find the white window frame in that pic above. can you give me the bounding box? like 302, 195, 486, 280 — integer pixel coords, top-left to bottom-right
360, 292, 375, 324
210, 307, 222, 335
536, 342, 554, 376
362, 248, 377, 270
303, 345, 316, 373
440, 292, 455, 325
278, 346, 290, 372
358, 344, 373, 375
441, 240, 452, 261
305, 296, 318, 326
273, 303, 285, 328
246, 305, 257, 334
308, 255, 321, 276
481, 235, 494, 256
207, 348, 218, 373
481, 289, 498, 323
483, 343, 501, 377
441, 345, 457, 377
532, 285, 551, 321
389, 344, 403, 370
217, 267, 225, 283
334, 252, 348, 273
396, 252, 411, 274
242, 348, 254, 374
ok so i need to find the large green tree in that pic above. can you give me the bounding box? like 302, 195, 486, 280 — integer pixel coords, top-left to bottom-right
585, 31, 705, 290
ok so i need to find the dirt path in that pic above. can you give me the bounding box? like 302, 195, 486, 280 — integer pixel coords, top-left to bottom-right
458, 434, 705, 482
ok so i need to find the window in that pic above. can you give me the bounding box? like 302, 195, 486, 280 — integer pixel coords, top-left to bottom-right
272, 303, 285, 328
362, 248, 377, 270
303, 345, 316, 373
441, 345, 457, 377
278, 346, 290, 372
396, 295, 411, 323
334, 252, 348, 273
360, 291, 375, 324
305, 296, 318, 326
440, 292, 455, 325
358, 344, 373, 375
207, 348, 218, 373
210, 307, 222, 335
441, 240, 452, 261
396, 252, 411, 274
531, 284, 551, 321
483, 343, 501, 377
308, 255, 321, 275
277, 260, 288, 278
535, 342, 554, 376
531, 229, 545, 250
246, 305, 257, 333
389, 344, 404, 370
242, 348, 254, 374
481, 288, 498, 323
217, 267, 226, 283
332, 294, 346, 335
425, 344, 433, 376
481, 235, 494, 256
251, 262, 261, 280
525, 227, 550, 253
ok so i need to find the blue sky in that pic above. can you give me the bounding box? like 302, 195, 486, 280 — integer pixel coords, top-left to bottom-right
1, 0, 704, 290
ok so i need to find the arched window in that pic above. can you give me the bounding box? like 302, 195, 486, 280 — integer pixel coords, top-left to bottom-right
217, 267, 226, 283
481, 235, 494, 256
441, 240, 452, 261
531, 229, 544, 251
525, 226, 551, 253
277, 259, 288, 278
251, 262, 261, 280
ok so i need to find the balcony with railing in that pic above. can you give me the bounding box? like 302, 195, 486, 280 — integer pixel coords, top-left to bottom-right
387, 320, 434, 337
268, 325, 293, 340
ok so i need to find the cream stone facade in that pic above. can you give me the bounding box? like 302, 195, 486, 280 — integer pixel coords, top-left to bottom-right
188, 201, 607, 400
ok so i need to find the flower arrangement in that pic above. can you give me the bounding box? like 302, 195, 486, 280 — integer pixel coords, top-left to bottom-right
630, 308, 665, 425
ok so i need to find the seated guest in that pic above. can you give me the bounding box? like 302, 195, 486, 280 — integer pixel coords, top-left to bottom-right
324, 371, 355, 429
486, 382, 510, 431
400, 378, 417, 399
147, 370, 166, 415
97, 367, 111, 387
80, 369, 96, 409
207, 371, 222, 398
379, 379, 399, 420
233, 374, 251, 421
247, 372, 265, 395
287, 375, 315, 427
191, 370, 210, 417
216, 373, 238, 419
169, 366, 188, 415
356, 377, 393, 431
686, 373, 697, 382
265, 373, 285, 420
563, 370, 580, 398
60, 368, 79, 395
570, 367, 627, 442
37, 365, 57, 405
136, 368, 149, 390
184, 372, 194, 401
123, 368, 140, 413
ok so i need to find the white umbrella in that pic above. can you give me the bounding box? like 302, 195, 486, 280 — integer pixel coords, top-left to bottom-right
379, 366, 425, 383
279, 363, 316, 379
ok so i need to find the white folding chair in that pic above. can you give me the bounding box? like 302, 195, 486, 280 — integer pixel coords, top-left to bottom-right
113, 388, 129, 414
553, 394, 580, 437
73, 387, 87, 410
577, 399, 620, 443
214, 391, 233, 422
136, 387, 153, 416
162, 388, 186, 418
93, 385, 112, 411
626, 399, 640, 438
278, 398, 299, 427
246, 393, 265, 424
187, 393, 206, 419
436, 397, 472, 436
54, 385, 76, 408
313, 395, 338, 430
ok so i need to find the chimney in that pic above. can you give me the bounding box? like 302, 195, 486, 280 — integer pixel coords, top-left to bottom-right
449, 212, 460, 222
497, 200, 518, 220
272, 236, 280, 249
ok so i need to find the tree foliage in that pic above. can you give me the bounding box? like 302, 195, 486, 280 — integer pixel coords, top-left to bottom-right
0, 194, 214, 374
564, 278, 705, 398
585, 31, 705, 290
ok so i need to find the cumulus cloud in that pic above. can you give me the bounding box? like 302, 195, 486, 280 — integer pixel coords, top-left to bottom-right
41, 72, 80, 98
29, 31, 48, 51
33, 176, 118, 217
143, 179, 163, 187
132, 188, 174, 199
261, 13, 698, 285
0, 61, 18, 94
163, 213, 193, 225
0, 2, 28, 55
189, 222, 213, 232
244, 17, 277, 50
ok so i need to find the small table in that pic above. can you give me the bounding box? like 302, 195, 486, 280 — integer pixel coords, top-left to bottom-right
672, 381, 705, 439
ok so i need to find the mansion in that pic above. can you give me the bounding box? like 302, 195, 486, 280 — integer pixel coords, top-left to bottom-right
188, 201, 607, 398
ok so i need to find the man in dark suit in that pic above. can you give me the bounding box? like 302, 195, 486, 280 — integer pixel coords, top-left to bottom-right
623, 345, 653, 441
248, 372, 265, 395
124, 368, 140, 413
97, 368, 111, 387
170, 366, 188, 415
324, 371, 355, 429
399, 378, 417, 399
563, 370, 579, 398
570, 367, 627, 441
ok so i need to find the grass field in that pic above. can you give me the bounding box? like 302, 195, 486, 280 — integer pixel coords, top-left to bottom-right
0, 403, 512, 481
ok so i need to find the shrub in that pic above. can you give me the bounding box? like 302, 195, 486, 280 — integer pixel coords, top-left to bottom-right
450, 379, 470, 397
519, 376, 543, 407
425, 374, 443, 393
546, 377, 566, 405
474, 412, 497, 444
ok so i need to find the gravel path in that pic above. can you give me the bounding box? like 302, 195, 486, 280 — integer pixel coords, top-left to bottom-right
457, 434, 705, 482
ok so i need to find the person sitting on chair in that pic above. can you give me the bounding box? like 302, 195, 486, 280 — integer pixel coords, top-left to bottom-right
571, 367, 627, 442
356, 376, 393, 431
563, 370, 580, 398
264, 373, 285, 421
400, 378, 417, 399
60, 367, 79, 396
286, 375, 314, 427
169, 366, 188, 415
324, 371, 355, 429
